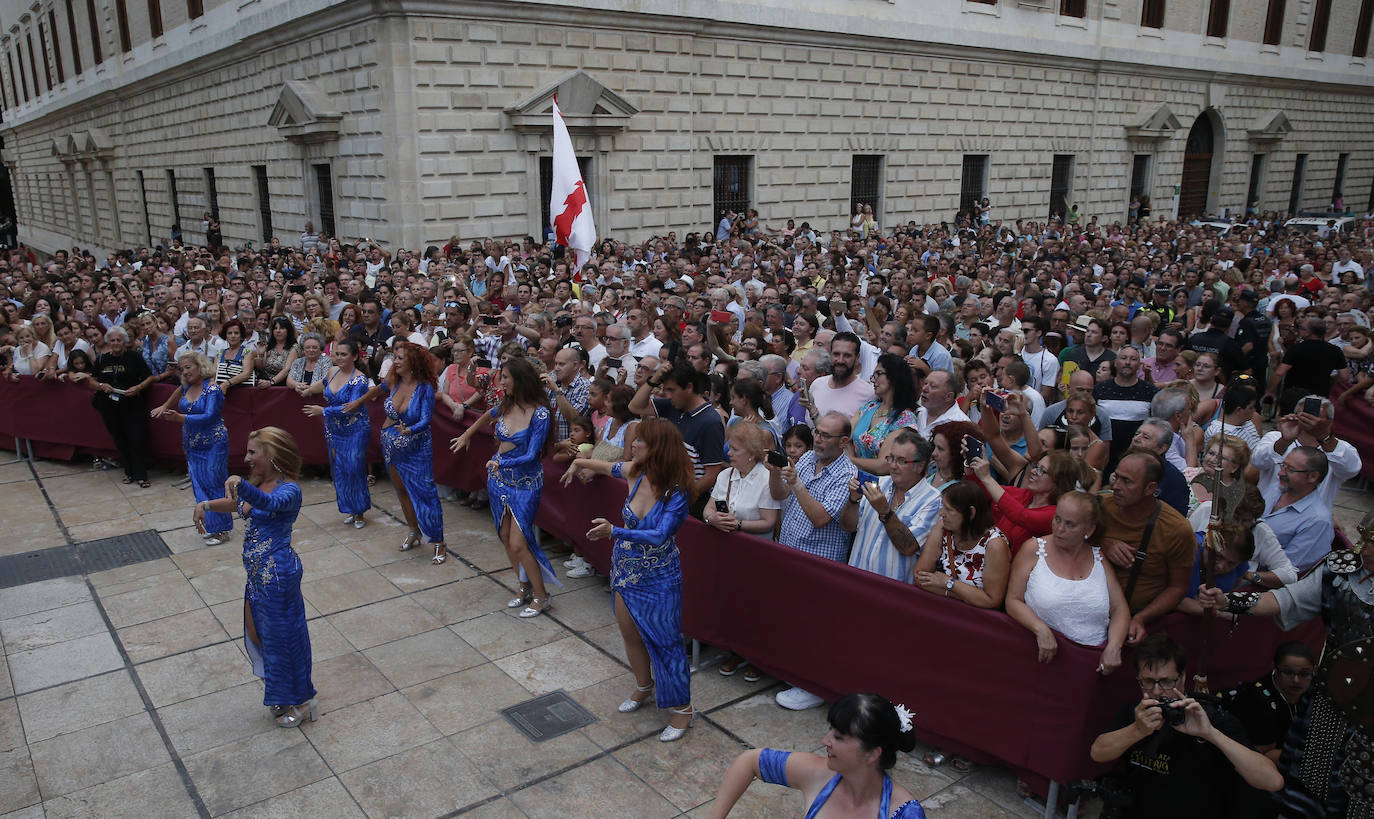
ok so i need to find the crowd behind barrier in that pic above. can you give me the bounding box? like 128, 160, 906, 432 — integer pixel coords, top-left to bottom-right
0, 375, 1327, 786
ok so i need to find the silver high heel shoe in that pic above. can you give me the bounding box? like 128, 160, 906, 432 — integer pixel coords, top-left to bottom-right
343, 514, 355, 525
275, 698, 318, 727
399, 529, 420, 551
519, 597, 551, 618
507, 583, 533, 608
431, 543, 447, 565
659, 705, 695, 742
618, 682, 655, 713
353, 515, 366, 530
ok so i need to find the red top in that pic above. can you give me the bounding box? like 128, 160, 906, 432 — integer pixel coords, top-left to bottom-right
986, 485, 1055, 555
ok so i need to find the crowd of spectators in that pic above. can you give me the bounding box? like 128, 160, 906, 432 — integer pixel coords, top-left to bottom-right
0, 203, 1371, 813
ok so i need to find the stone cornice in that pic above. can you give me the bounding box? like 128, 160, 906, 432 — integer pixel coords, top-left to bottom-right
3, 0, 1373, 135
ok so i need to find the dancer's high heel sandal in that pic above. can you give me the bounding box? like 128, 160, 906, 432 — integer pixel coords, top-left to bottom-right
353, 514, 366, 530
659, 705, 695, 742
275, 698, 318, 727
431, 543, 447, 565
400, 529, 420, 551
507, 583, 533, 609
519, 597, 551, 618
618, 681, 655, 713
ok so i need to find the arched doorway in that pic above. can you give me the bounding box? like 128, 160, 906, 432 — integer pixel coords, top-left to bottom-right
1179, 114, 1215, 218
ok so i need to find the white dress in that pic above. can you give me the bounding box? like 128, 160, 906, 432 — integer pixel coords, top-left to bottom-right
1023, 538, 1111, 646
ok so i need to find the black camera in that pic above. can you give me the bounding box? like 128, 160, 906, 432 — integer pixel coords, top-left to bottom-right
554, 315, 573, 328
1154, 697, 1186, 726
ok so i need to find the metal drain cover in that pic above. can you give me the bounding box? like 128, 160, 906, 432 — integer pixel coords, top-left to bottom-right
500, 690, 597, 743
77, 530, 172, 573
0, 530, 171, 588
0, 545, 82, 588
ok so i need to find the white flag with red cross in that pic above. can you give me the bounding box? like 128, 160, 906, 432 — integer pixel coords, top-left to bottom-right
550, 97, 595, 275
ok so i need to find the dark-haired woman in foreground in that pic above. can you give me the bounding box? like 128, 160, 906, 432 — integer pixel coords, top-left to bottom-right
563, 418, 697, 741
709, 692, 925, 818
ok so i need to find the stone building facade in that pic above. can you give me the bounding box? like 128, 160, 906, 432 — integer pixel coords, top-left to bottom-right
0, 0, 1372, 257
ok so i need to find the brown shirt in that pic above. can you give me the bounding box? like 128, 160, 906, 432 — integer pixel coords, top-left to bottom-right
1101, 495, 1196, 614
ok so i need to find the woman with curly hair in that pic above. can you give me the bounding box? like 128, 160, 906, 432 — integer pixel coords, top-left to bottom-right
562, 418, 698, 741
348, 341, 446, 564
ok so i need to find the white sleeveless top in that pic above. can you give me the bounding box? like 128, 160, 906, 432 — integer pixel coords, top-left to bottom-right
1023, 538, 1111, 647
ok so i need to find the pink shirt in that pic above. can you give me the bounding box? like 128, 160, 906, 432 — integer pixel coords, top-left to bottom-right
810, 374, 876, 422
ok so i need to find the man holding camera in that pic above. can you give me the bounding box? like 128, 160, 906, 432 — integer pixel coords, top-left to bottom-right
1090, 634, 1282, 818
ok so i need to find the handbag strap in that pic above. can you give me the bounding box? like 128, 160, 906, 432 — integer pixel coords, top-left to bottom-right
1123, 501, 1162, 603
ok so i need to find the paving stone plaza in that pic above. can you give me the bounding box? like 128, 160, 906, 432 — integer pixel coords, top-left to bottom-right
0, 457, 1101, 818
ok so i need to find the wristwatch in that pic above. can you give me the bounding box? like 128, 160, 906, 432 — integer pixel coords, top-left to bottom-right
880, 509, 894, 523
944, 577, 956, 595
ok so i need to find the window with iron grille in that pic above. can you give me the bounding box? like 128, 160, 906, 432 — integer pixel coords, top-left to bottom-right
85, 0, 102, 63
1049, 155, 1074, 220
64, 0, 82, 75
37, 24, 53, 89
114, 0, 131, 53
539, 154, 592, 241
313, 164, 335, 238
1262, 0, 1286, 44
1334, 153, 1349, 207
959, 155, 988, 217
1309, 0, 1331, 51
713, 156, 752, 232
203, 168, 218, 220
13, 48, 28, 102
1206, 0, 1229, 37
850, 156, 883, 224
1356, 0, 1373, 57
166, 170, 180, 234
1141, 0, 1165, 28
252, 165, 272, 243
26, 33, 43, 94
1060, 0, 1086, 17
1289, 154, 1306, 216
46, 13, 63, 84
1247, 154, 1266, 211
5, 52, 19, 105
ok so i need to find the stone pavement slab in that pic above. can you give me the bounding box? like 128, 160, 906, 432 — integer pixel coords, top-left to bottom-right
4, 458, 1358, 818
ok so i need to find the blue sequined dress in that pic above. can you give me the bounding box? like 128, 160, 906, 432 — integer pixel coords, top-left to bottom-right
487, 404, 559, 586
609, 463, 691, 709
322, 369, 372, 517
380, 381, 443, 543
180, 382, 231, 536
757, 749, 926, 819
238, 480, 315, 708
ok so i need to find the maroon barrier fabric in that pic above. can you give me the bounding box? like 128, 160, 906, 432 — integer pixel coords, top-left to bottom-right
1332, 379, 1374, 483
0, 377, 1327, 783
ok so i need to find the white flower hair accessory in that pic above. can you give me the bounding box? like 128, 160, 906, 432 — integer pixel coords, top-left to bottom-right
893, 703, 914, 734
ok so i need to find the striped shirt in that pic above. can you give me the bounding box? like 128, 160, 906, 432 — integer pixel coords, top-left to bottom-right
848, 477, 944, 583
778, 451, 858, 562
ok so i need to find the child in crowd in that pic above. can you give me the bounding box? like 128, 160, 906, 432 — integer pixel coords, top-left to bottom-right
553, 415, 596, 465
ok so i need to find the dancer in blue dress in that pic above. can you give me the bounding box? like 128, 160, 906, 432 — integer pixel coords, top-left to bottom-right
350, 341, 447, 563
301, 338, 372, 529
710, 693, 925, 818
193, 426, 316, 727
152, 352, 231, 545
564, 417, 696, 741
453, 357, 560, 616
